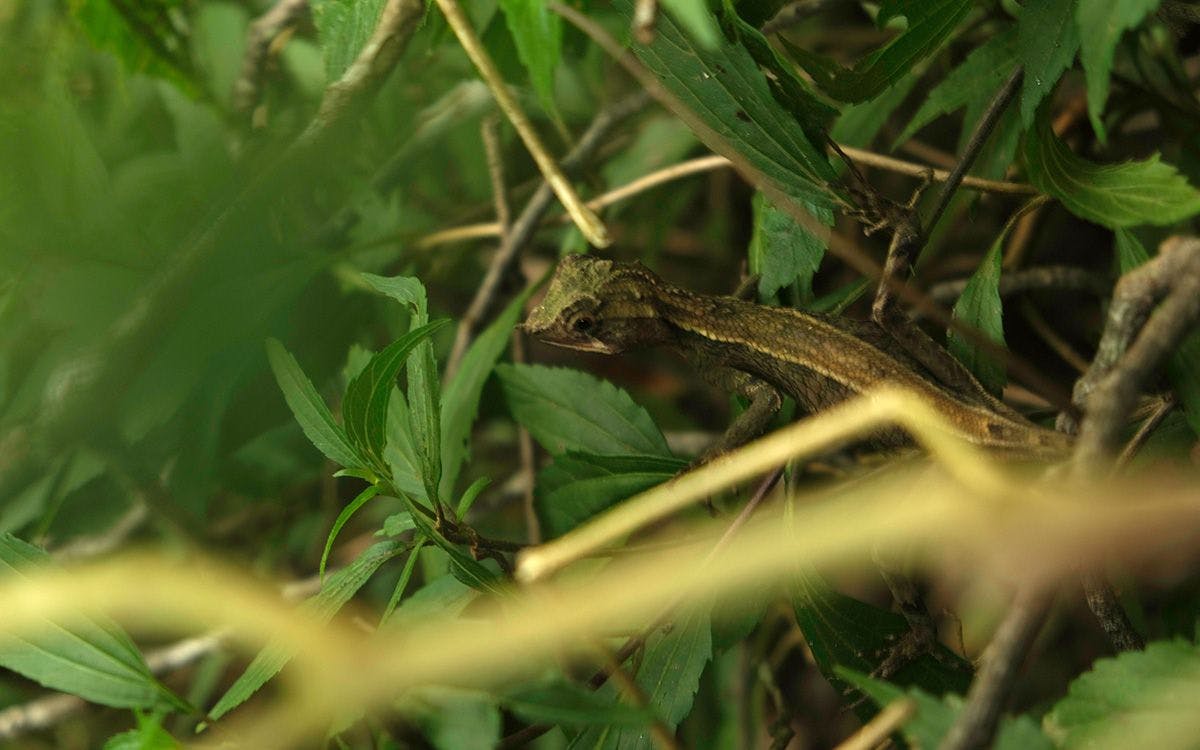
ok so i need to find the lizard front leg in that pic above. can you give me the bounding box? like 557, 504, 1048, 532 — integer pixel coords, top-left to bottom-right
698, 368, 782, 461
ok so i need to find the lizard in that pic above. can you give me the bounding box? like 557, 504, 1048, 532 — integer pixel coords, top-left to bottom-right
522, 253, 1071, 687
523, 253, 1072, 460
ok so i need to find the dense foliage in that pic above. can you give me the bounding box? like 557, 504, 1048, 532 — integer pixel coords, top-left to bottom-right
2, 0, 1200, 748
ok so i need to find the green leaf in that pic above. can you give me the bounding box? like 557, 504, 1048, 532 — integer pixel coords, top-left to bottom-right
455, 477, 491, 517
1077, 0, 1160, 142
0, 534, 186, 711
342, 320, 450, 469
502, 682, 654, 727
497, 364, 673, 457
785, 0, 973, 103
497, 0, 562, 119
311, 0, 387, 80
1017, 0, 1081, 127
440, 284, 536, 501
842, 670, 1053, 750
319, 485, 380, 582
569, 607, 712, 749
948, 238, 1006, 394
1114, 230, 1200, 438
1024, 112, 1200, 228
69, 0, 196, 94
538, 452, 685, 538
1044, 639, 1200, 749
662, 0, 721, 48
416, 687, 501, 750
831, 74, 919, 149
611, 0, 838, 207
266, 339, 364, 470
748, 192, 832, 301
102, 711, 178, 750
358, 275, 443, 506
792, 568, 972, 707
207, 541, 404, 721
400, 496, 507, 596
380, 511, 417, 537
895, 27, 1020, 147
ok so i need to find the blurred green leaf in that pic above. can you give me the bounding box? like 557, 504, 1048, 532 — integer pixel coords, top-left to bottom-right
416, 687, 501, 750
1077, 0, 1160, 142
538, 452, 684, 538
342, 320, 450, 471
1044, 639, 1200, 748
842, 669, 1053, 749
497, 0, 562, 119
0, 534, 186, 711
948, 237, 1007, 395
497, 364, 672, 456
102, 711, 178, 750
1017, 0, 1080, 126
612, 0, 838, 206
207, 540, 405, 721
785, 0, 972, 103
662, 0, 721, 48
1024, 112, 1200, 228
748, 192, 832, 301
502, 681, 655, 727
312, 0, 387, 80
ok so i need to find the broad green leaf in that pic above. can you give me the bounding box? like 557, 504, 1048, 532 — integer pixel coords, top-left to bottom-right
785, 0, 972, 103
1077, 0, 1160, 142
497, 364, 672, 457
719, 2, 837, 142
440, 284, 536, 501
1114, 230, 1200, 437
386, 386, 427, 500
539, 452, 685, 538
207, 541, 404, 721
69, 0, 196, 94
792, 568, 972, 708
266, 339, 364, 470
748, 192, 832, 301
311, 0, 386, 80
842, 670, 1053, 749
342, 320, 450, 469
502, 682, 655, 727
1017, 0, 1081, 126
0, 534, 186, 711
319, 485, 380, 581
948, 238, 1006, 394
612, 0, 838, 207
1044, 639, 1200, 749
896, 27, 1019, 147
1024, 113, 1200, 228
569, 607, 712, 749
359, 274, 444, 506
497, 0, 562, 119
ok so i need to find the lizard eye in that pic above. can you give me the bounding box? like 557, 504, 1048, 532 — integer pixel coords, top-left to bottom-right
571, 316, 595, 334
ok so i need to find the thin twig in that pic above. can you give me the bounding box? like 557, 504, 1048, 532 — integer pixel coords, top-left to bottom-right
232, 0, 310, 120
443, 92, 651, 379
839, 145, 1036, 196
482, 116, 511, 231
925, 266, 1110, 307
937, 588, 1052, 750
433, 0, 609, 246
925, 68, 1025, 233
633, 0, 659, 43
1114, 394, 1176, 469
1019, 299, 1092, 374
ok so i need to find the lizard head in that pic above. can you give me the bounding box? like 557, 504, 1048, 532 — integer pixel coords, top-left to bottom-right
523, 254, 670, 354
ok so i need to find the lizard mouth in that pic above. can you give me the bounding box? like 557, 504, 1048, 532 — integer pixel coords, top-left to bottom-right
537, 335, 621, 355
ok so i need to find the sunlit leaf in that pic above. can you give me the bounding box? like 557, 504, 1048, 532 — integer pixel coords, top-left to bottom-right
497, 364, 672, 457
1024, 113, 1200, 228
538, 452, 684, 538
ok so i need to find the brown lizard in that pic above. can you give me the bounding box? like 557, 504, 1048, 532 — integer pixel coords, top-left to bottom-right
523, 254, 1071, 459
